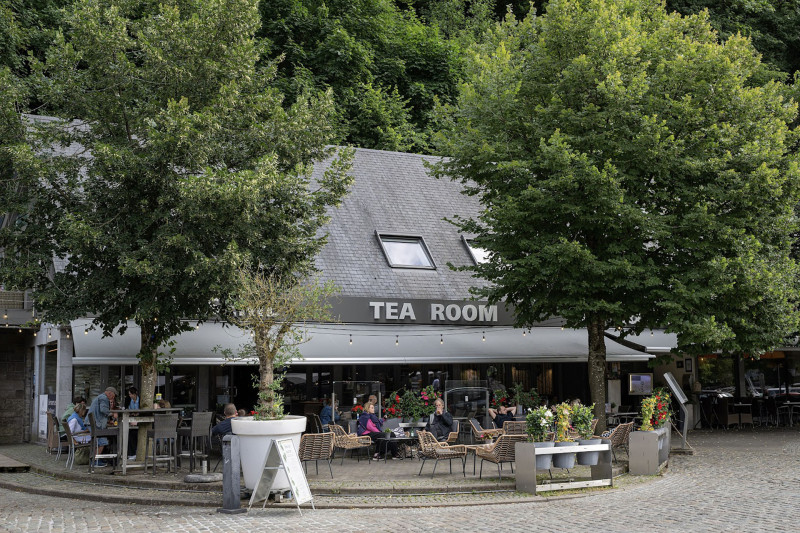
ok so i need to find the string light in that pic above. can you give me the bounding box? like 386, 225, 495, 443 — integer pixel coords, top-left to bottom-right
349, 334, 352, 345
66, 331, 70, 339
651, 330, 654, 337
395, 335, 399, 346
522, 329, 526, 336
33, 331, 37, 337
2, 311, 6, 319
482, 331, 486, 342
48, 330, 52, 338
18, 328, 22, 333
561, 326, 564, 331
84, 329, 88, 335
440, 334, 443, 345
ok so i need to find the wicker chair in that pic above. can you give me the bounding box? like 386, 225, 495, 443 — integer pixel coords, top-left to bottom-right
475, 433, 528, 481
502, 420, 527, 435
596, 421, 634, 462
568, 418, 598, 440
445, 419, 460, 444
469, 418, 503, 443
299, 432, 335, 478
416, 430, 467, 477
328, 424, 373, 464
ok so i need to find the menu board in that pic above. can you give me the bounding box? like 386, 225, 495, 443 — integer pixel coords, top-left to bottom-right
250, 438, 313, 513
663, 372, 688, 404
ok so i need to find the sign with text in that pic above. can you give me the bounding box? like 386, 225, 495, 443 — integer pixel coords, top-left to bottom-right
250, 438, 313, 514
330, 297, 516, 325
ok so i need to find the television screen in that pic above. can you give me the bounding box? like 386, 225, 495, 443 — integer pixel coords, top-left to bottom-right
629, 373, 653, 395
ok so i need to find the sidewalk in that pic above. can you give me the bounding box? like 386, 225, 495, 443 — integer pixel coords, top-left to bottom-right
0, 442, 628, 508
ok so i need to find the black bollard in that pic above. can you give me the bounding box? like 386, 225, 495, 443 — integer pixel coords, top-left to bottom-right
217, 434, 246, 514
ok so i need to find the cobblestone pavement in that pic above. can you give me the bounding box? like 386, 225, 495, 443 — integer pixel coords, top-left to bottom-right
1, 427, 798, 532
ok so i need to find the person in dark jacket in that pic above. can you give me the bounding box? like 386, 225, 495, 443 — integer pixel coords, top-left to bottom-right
212, 403, 238, 436
357, 403, 398, 459
425, 398, 455, 441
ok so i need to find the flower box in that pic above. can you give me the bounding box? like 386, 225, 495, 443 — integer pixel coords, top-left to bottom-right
629, 425, 671, 475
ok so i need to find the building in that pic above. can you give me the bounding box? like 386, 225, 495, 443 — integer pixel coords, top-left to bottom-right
5, 145, 690, 444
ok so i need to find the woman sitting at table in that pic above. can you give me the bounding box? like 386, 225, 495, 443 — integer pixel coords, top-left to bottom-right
67, 404, 91, 444
357, 403, 399, 460
125, 387, 140, 410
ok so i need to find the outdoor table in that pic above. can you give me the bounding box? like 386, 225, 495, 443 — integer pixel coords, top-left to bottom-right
111, 408, 182, 474
463, 443, 492, 475
608, 412, 638, 425
379, 435, 417, 462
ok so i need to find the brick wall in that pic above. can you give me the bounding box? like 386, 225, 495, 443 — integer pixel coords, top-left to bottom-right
0, 331, 31, 443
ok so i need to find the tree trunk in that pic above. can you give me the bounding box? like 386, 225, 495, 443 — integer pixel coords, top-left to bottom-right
137, 327, 158, 460
588, 317, 608, 433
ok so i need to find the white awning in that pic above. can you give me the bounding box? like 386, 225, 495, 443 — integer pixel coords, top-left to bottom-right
70, 320, 671, 365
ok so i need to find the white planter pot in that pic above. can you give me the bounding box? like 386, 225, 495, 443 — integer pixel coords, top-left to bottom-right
231, 415, 307, 491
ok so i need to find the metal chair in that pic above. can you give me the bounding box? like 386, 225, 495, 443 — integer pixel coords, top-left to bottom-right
46, 413, 68, 461
178, 411, 213, 472
87, 413, 118, 473
145, 413, 179, 474
299, 432, 335, 478
62, 416, 90, 470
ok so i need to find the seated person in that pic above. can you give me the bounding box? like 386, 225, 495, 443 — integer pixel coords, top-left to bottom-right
67, 404, 91, 444
125, 387, 140, 410
237, 409, 246, 418
319, 398, 341, 428
488, 402, 518, 429
425, 398, 455, 441
357, 403, 398, 459
61, 395, 86, 424
212, 403, 238, 437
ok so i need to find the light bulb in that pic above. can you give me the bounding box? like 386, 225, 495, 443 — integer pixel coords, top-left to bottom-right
349, 334, 352, 345
482, 331, 486, 342
440, 334, 443, 345
395, 335, 399, 346
84, 329, 88, 335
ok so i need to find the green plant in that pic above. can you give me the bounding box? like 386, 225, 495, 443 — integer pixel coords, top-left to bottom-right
526, 406, 553, 442
399, 389, 424, 420
640, 388, 672, 431
640, 396, 656, 431
511, 383, 540, 410
419, 385, 441, 417
490, 388, 509, 408
570, 403, 595, 440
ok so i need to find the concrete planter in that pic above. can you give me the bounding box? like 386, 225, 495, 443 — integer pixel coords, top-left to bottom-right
577, 438, 602, 466
552, 441, 577, 469
231, 415, 307, 491
629, 425, 671, 475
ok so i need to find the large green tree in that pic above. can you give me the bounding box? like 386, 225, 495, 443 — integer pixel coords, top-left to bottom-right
0, 0, 351, 449
435, 0, 800, 429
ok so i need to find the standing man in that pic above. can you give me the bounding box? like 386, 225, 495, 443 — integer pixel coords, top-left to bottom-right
86, 386, 118, 467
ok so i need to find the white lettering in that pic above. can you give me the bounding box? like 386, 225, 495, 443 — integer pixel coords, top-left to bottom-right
369, 301, 384, 320
399, 302, 416, 320
386, 302, 399, 319
479, 305, 498, 322
462, 304, 478, 321
431, 304, 445, 321
445, 304, 461, 321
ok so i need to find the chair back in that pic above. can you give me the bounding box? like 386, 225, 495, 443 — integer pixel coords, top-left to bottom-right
46, 413, 61, 451
503, 420, 526, 435
328, 423, 349, 444
492, 433, 527, 462
153, 413, 179, 439
470, 418, 484, 435
311, 413, 323, 433
417, 430, 440, 455
299, 432, 334, 461
189, 411, 214, 438
610, 422, 634, 446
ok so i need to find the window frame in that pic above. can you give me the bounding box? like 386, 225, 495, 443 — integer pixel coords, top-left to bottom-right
462, 235, 488, 265
375, 231, 436, 270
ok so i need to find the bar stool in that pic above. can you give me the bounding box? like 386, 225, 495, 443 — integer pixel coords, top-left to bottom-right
178, 411, 213, 472
145, 413, 179, 474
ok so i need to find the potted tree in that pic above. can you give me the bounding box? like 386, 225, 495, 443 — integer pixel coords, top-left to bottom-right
552, 403, 577, 469
525, 406, 555, 470
222, 266, 337, 491
572, 402, 601, 465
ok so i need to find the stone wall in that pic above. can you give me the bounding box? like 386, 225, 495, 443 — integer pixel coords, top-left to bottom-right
0, 331, 32, 443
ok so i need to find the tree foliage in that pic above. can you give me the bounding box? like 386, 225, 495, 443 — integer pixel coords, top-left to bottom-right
0, 0, 352, 427
434, 0, 800, 428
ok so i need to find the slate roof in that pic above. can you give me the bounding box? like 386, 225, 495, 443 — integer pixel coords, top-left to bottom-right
312, 147, 487, 300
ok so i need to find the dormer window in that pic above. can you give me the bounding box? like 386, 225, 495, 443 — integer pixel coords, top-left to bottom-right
463, 236, 489, 264
376, 232, 435, 269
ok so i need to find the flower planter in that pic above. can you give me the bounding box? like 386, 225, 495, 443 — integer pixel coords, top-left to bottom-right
552, 441, 577, 469
534, 441, 555, 470
576, 438, 602, 466
231, 415, 307, 491
629, 425, 671, 476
